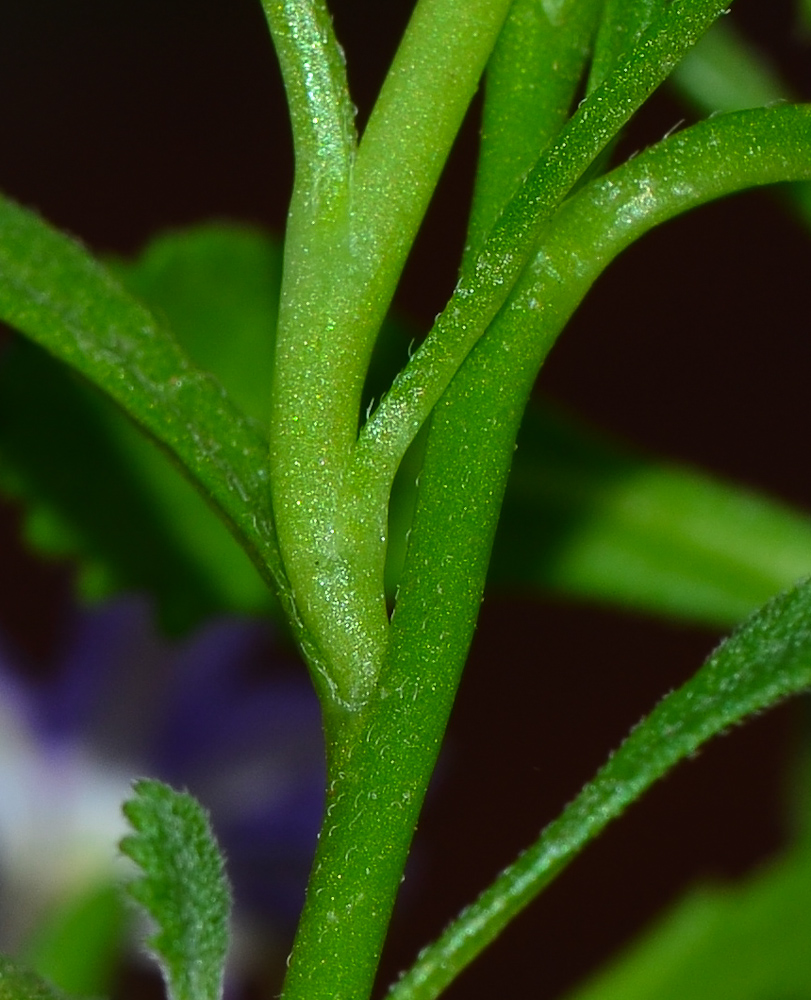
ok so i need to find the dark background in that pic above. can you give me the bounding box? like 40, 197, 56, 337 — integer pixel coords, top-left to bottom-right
0, 1, 809, 998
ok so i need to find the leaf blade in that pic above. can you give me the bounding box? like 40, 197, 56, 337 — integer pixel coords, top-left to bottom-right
358, 0, 742, 483
466, 0, 604, 255
388, 577, 811, 1000
120, 780, 231, 1000
0, 196, 293, 624
563, 843, 811, 1000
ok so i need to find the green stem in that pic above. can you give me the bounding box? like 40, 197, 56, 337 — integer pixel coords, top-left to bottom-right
379, 101, 811, 1000
466, 0, 604, 255
353, 0, 737, 497
271, 11, 802, 1000
259, 0, 356, 194
279, 89, 811, 1000
350, 0, 514, 313
263, 0, 387, 713
263, 0, 512, 712
277, 672, 457, 1000
589, 0, 666, 92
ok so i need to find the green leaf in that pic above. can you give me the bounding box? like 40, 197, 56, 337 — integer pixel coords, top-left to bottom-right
120, 780, 231, 1000
669, 19, 811, 228
0, 196, 285, 586
671, 18, 789, 115
404, 100, 811, 656
563, 842, 811, 1000
0, 337, 265, 631
0, 197, 300, 638
264, 0, 518, 717
668, 18, 811, 226
388, 577, 811, 1000
352, 0, 516, 303
357, 0, 740, 483
259, 0, 356, 218
0, 956, 68, 1000
22, 883, 126, 999
351, 101, 811, 1000
110, 224, 281, 427
490, 404, 811, 627
0, 223, 285, 630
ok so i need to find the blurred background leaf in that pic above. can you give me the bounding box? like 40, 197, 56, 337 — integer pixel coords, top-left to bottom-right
490, 403, 811, 628
670, 18, 811, 227
562, 838, 811, 1000
109, 223, 280, 427
21, 883, 126, 999
0, 224, 281, 633
0, 955, 69, 1000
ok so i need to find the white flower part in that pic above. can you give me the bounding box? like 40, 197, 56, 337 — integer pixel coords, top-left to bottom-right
0, 683, 133, 943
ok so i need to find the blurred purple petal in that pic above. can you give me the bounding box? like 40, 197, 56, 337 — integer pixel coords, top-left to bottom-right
0, 595, 325, 935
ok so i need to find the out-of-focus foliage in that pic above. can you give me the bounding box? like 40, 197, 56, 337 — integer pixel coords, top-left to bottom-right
563, 840, 811, 1000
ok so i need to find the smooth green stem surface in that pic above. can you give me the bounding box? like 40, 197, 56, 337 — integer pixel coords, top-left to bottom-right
351, 0, 513, 307
279, 97, 811, 1000
669, 17, 811, 228
260, 0, 356, 192
262, 0, 379, 712
381, 102, 811, 999
354, 0, 737, 493
467, 0, 604, 254
278, 673, 459, 1000
589, 0, 666, 92
264, 0, 396, 714
264, 0, 512, 711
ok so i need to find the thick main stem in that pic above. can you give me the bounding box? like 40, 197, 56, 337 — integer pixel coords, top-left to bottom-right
264, 0, 515, 710
262, 0, 391, 710
279, 651, 462, 1000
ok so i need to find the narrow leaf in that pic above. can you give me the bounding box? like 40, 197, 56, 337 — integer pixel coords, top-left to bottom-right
120, 780, 231, 1000
0, 337, 260, 632
378, 101, 811, 1000
669, 18, 811, 228
388, 577, 811, 1000
0, 196, 291, 619
259, 0, 355, 211
353, 0, 514, 296
358, 0, 739, 483
0, 225, 284, 630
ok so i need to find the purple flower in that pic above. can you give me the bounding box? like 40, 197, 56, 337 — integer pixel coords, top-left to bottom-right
0, 595, 324, 947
